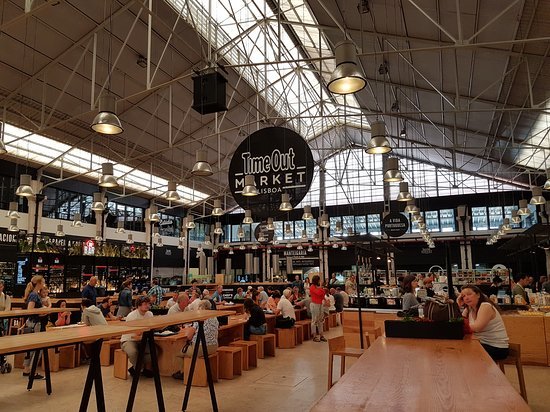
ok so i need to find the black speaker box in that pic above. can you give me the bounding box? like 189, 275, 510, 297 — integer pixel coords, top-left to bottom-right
192, 71, 228, 114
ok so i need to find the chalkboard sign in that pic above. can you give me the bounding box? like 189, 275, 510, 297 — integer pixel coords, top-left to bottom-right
381, 212, 409, 237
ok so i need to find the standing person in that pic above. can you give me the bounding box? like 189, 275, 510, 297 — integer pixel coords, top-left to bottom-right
117, 279, 133, 317
22, 275, 47, 379
512, 274, 530, 304
121, 296, 154, 377
82, 276, 98, 306
457, 285, 509, 361
345, 275, 357, 296
147, 278, 164, 306
243, 298, 266, 340
53, 300, 71, 326
338, 287, 349, 308
303, 277, 311, 298
331, 288, 344, 325
291, 275, 304, 294
328, 273, 338, 287
401, 274, 420, 311
309, 275, 327, 342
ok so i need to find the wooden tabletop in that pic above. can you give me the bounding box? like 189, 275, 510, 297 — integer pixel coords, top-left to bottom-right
121, 310, 235, 331
0, 307, 80, 319
0, 325, 147, 355
311, 337, 530, 412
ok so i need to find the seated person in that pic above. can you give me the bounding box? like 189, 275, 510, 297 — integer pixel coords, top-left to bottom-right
275, 289, 295, 328
81, 298, 107, 326
168, 293, 190, 314
211, 285, 226, 304
266, 290, 280, 312
423, 278, 435, 298
288, 286, 301, 304
40, 288, 52, 308
233, 287, 246, 300
458, 285, 509, 361
245, 286, 253, 299
172, 300, 218, 380
52, 299, 71, 327
99, 297, 120, 320
257, 286, 269, 309
401, 275, 420, 311
166, 291, 179, 309
121, 296, 154, 377
243, 298, 266, 340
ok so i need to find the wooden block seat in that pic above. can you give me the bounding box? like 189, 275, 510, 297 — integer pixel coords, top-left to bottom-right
59, 345, 77, 369
113, 349, 128, 380
183, 353, 219, 387
293, 324, 304, 345
249, 333, 276, 358
41, 348, 59, 372
327, 336, 364, 390
323, 316, 330, 332
498, 343, 528, 402
100, 339, 121, 366
229, 340, 258, 370
329, 312, 338, 328
295, 320, 311, 340
217, 346, 242, 379
275, 328, 296, 349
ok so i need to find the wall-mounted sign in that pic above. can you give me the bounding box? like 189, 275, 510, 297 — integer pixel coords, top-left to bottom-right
381, 212, 409, 237
228, 127, 314, 218
0, 230, 19, 245
283, 249, 307, 256
254, 221, 274, 244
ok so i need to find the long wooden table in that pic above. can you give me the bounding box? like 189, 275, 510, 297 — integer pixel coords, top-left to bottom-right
0, 307, 80, 320
0, 324, 146, 411
311, 337, 530, 412
121, 309, 234, 412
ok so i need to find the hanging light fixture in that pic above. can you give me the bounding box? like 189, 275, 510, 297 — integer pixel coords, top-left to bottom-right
177, 240, 184, 249
126, 234, 134, 244
8, 218, 18, 232
400, 123, 406, 138
396, 182, 413, 201
267, 248, 272, 254
517, 199, 531, 216
237, 225, 245, 239
98, 162, 118, 188
179, 232, 187, 241
91, 192, 105, 211
148, 204, 160, 222
223, 241, 230, 249
242, 175, 258, 196
191, 149, 213, 176
511, 209, 521, 224
327, 40, 366, 95
335, 221, 343, 233
286, 242, 292, 248
16, 174, 34, 197
212, 199, 224, 216
530, 186, 546, 205
204, 235, 212, 245
91, 94, 123, 135
383, 158, 403, 182
404, 200, 419, 214
243, 209, 254, 224
6, 202, 20, 219
285, 223, 292, 236
313, 231, 320, 243
502, 218, 511, 231
320, 213, 330, 228
279, 193, 292, 211
55, 224, 65, 237
152, 226, 160, 238
332, 243, 339, 249
272, 235, 280, 245
95, 230, 103, 242
302, 205, 314, 220
71, 212, 83, 227
544, 169, 550, 190
266, 218, 275, 231
214, 222, 223, 235
239, 244, 246, 250
307, 244, 314, 253
366, 120, 391, 154
229, 248, 234, 255
165, 181, 180, 201
297, 244, 303, 250
418, 221, 426, 230
115, 220, 125, 233
347, 227, 353, 236
412, 213, 423, 222
156, 237, 164, 248
301, 229, 307, 239
186, 214, 196, 229
341, 244, 348, 251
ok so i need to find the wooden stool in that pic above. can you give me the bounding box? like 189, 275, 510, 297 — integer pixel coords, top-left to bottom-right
217, 346, 242, 379
498, 343, 528, 402
363, 327, 382, 349
183, 353, 219, 387
100, 339, 121, 366
327, 336, 364, 390
14, 353, 25, 369
59, 345, 77, 369
329, 312, 338, 328
323, 316, 330, 332
275, 328, 296, 349
41, 348, 59, 372
249, 334, 276, 358
113, 349, 129, 380
295, 320, 311, 340
293, 324, 304, 345
229, 340, 258, 370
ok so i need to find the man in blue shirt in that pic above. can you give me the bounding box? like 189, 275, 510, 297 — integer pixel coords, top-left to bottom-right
82, 276, 98, 306
212, 285, 226, 304
147, 279, 164, 306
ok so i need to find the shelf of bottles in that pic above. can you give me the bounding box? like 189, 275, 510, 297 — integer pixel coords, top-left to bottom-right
0, 261, 15, 295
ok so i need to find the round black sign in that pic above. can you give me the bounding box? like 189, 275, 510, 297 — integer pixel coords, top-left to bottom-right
228, 127, 314, 218
381, 212, 409, 237
253, 221, 275, 244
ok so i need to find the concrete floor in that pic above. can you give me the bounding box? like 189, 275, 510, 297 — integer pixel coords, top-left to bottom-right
0, 327, 548, 412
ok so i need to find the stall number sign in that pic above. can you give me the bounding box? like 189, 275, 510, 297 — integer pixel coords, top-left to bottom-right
381, 213, 409, 237
229, 127, 314, 218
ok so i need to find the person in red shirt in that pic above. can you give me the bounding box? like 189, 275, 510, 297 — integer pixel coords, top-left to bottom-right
309, 275, 327, 342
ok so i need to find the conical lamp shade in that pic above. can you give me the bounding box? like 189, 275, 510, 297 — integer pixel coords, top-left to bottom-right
302, 205, 313, 220
191, 149, 213, 176
212, 199, 224, 216
279, 193, 292, 211
91, 94, 123, 135
243, 209, 253, 224
530, 186, 546, 205
16, 174, 34, 197
366, 121, 391, 154
98, 162, 118, 188
383, 158, 403, 182
242, 175, 258, 196
327, 41, 366, 95
165, 181, 180, 201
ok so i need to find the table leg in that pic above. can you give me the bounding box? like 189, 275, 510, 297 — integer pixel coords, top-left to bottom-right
79, 340, 103, 412
181, 331, 202, 411
198, 322, 218, 412
126, 334, 147, 412
146, 332, 165, 412
43, 347, 52, 395
27, 349, 40, 390
91, 340, 106, 412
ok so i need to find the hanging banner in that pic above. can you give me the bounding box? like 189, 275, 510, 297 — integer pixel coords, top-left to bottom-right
228, 127, 314, 218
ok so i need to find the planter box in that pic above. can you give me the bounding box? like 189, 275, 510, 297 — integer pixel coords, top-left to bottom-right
385, 320, 464, 340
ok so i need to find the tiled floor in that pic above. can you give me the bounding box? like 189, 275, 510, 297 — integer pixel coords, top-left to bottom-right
1, 327, 548, 412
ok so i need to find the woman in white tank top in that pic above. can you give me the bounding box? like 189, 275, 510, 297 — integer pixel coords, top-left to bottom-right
457, 285, 509, 361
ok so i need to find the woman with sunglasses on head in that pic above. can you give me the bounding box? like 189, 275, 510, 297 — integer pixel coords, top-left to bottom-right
457, 285, 509, 361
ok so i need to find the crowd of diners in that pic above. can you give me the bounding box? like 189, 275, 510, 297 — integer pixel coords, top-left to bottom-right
4, 274, 352, 381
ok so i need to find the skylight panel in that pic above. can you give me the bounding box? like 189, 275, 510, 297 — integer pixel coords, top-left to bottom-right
515, 101, 550, 170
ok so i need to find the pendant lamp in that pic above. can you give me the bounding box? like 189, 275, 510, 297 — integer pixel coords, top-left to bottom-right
242, 175, 258, 196
8, 218, 18, 232
214, 222, 223, 235
16, 174, 34, 197
366, 121, 391, 154
243, 209, 254, 224
148, 204, 160, 222
91, 192, 105, 211
126, 234, 134, 244
517, 199, 531, 216
530, 187, 546, 205
327, 41, 366, 95
302, 205, 314, 220
165, 181, 180, 201
55, 224, 65, 237
383, 158, 403, 182
396, 182, 413, 201
279, 193, 292, 211
91, 94, 123, 135
98, 162, 118, 188
6, 201, 20, 219
212, 199, 224, 216
115, 220, 125, 233
191, 149, 213, 176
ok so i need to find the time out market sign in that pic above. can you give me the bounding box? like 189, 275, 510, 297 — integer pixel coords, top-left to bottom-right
229, 127, 314, 218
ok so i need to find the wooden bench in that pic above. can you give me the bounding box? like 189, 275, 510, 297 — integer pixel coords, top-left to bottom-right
249, 334, 276, 358
229, 340, 257, 370
183, 353, 219, 387
217, 346, 242, 379
275, 328, 296, 349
